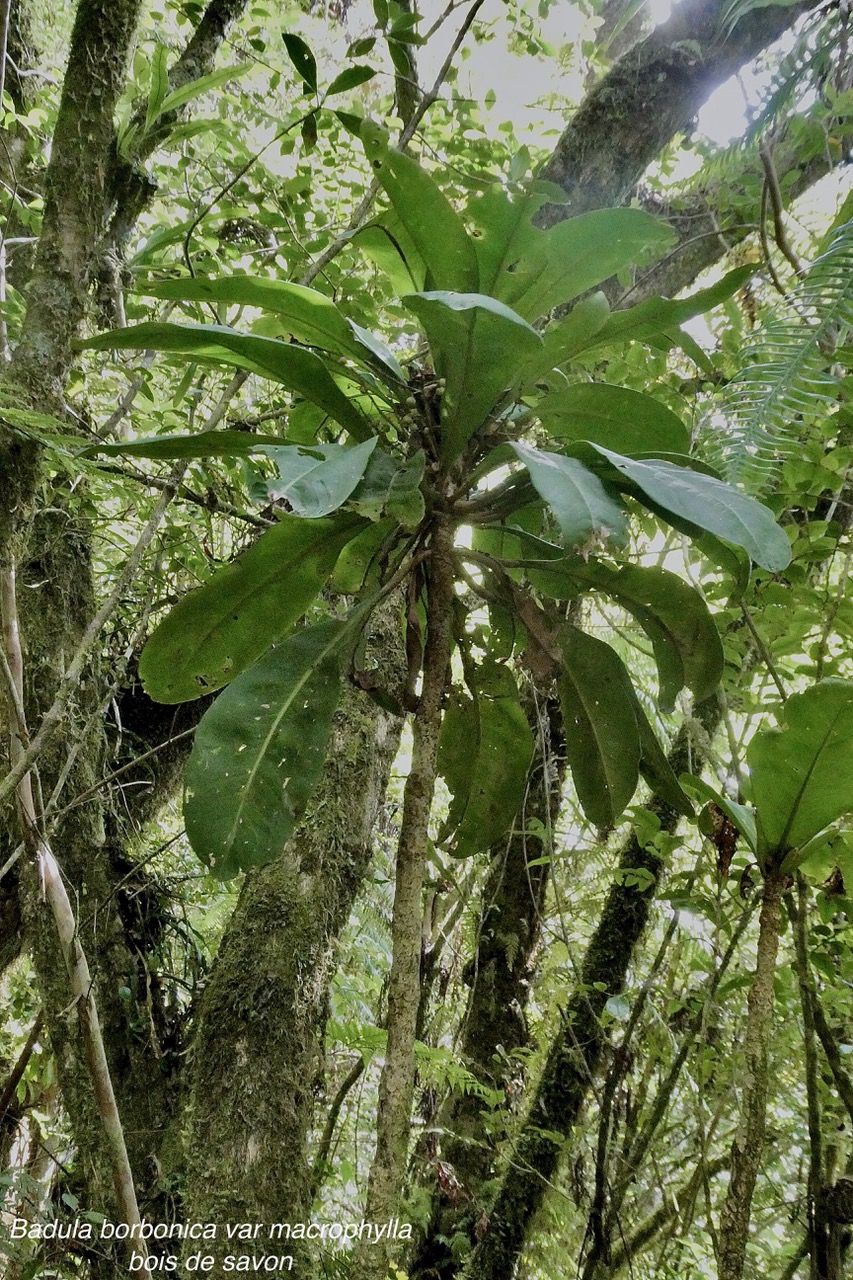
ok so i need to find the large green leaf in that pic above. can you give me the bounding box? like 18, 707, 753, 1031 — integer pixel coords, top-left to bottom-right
403, 291, 541, 460
558, 626, 641, 827
747, 681, 853, 862
139, 513, 363, 703
184, 618, 352, 879
437, 663, 534, 858
361, 121, 479, 292
78, 322, 372, 440
633, 696, 693, 818
140, 276, 403, 382
511, 443, 628, 551
568, 266, 756, 359
538, 384, 690, 456
590, 446, 792, 572
259, 439, 378, 517
465, 187, 674, 321
572, 562, 723, 708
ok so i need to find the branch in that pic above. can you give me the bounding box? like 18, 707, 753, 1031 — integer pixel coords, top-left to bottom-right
538, 0, 822, 220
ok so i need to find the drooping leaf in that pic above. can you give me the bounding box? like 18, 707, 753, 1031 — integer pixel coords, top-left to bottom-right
78, 322, 372, 440
511, 442, 628, 551
590, 446, 792, 572
139, 513, 363, 703
259, 439, 378, 517
558, 626, 641, 827
184, 619, 352, 878
438, 663, 534, 858
538, 384, 690, 456
747, 681, 853, 862
283, 33, 318, 91
361, 121, 479, 292
633, 697, 693, 817
404, 292, 542, 459
567, 561, 723, 708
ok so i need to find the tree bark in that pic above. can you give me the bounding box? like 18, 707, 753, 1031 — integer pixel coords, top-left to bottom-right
460, 705, 715, 1280
351, 520, 458, 1280
538, 0, 821, 221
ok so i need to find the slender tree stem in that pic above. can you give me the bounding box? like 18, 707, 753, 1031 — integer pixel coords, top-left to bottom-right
791, 876, 825, 1280
718, 869, 786, 1280
352, 516, 456, 1280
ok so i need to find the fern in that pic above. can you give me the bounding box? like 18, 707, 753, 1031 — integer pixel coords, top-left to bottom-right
710, 217, 853, 492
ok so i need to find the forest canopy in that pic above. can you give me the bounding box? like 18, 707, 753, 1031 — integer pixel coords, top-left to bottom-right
0, 1, 852, 1279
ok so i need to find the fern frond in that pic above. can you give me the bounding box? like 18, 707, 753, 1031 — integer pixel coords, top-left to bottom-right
710, 218, 853, 492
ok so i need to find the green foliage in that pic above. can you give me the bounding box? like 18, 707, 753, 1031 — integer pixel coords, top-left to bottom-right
184, 618, 354, 878
716, 219, 853, 490
557, 627, 642, 827
92, 144, 793, 867
747, 681, 853, 866
138, 514, 363, 703
437, 662, 534, 858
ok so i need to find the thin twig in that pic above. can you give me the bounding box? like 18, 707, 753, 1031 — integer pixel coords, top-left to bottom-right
759, 139, 805, 279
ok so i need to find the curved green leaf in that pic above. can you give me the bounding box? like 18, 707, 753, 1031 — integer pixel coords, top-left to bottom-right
140, 276, 403, 383
158, 63, 251, 116
361, 121, 479, 292
139, 513, 363, 703
184, 619, 351, 879
591, 446, 792, 572
569, 266, 756, 359
748, 681, 853, 860
438, 664, 534, 858
566, 561, 723, 708
539, 384, 690, 456
259, 439, 378, 517
511, 443, 628, 551
558, 626, 641, 827
404, 291, 542, 459
78, 322, 372, 440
